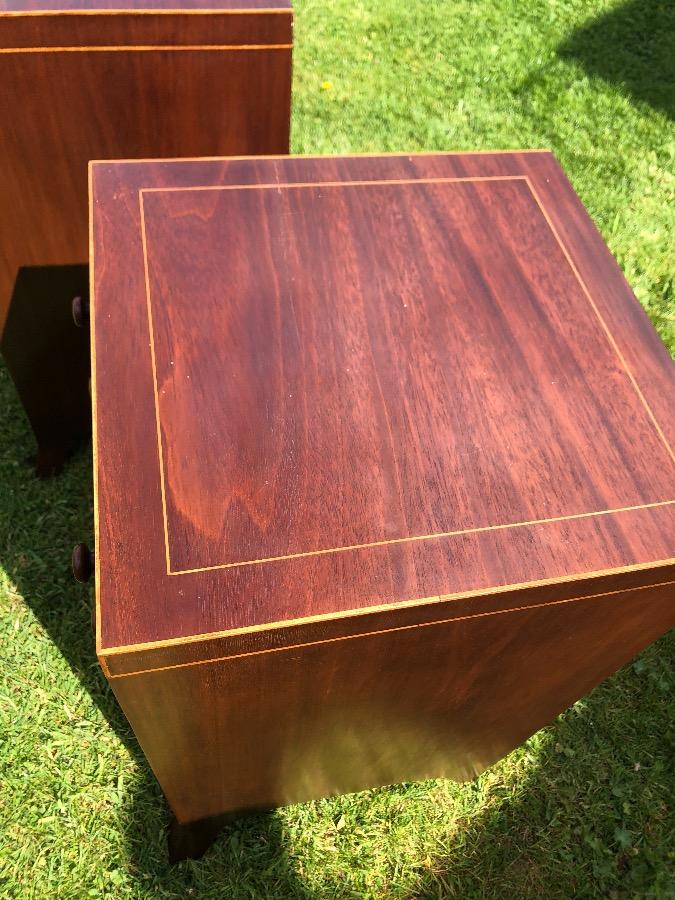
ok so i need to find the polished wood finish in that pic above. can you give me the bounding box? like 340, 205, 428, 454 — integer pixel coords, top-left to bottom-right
0, 0, 292, 330
141, 178, 671, 574
92, 152, 675, 654
1, 0, 289, 9
111, 581, 675, 823
91, 152, 674, 829
0, 0, 291, 471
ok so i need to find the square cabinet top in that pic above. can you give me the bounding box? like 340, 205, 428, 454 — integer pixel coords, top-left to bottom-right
90, 151, 675, 676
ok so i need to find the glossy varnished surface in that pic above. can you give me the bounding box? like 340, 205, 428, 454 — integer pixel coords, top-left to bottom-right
142, 177, 671, 573
0, 0, 290, 11
93, 152, 675, 830
91, 152, 675, 663
0, 8, 291, 46
110, 580, 675, 822
0, 2, 292, 328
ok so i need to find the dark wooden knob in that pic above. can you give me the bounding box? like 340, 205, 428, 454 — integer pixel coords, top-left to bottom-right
71, 295, 89, 328
72, 543, 94, 583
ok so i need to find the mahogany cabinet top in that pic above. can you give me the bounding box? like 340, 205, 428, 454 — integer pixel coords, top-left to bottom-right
90, 151, 675, 676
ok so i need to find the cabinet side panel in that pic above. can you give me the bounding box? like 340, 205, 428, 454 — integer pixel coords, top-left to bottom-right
0, 40, 291, 327
0, 11, 293, 48
109, 581, 674, 823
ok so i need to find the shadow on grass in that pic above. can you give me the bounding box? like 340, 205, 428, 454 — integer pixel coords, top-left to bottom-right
0, 361, 310, 896
408, 631, 674, 899
1, 358, 672, 896
557, 0, 674, 120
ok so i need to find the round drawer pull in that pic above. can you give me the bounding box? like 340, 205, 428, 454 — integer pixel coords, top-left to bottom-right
72, 543, 94, 583
71, 295, 89, 328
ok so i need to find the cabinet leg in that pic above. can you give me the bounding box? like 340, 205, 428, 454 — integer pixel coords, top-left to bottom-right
34, 444, 72, 479
168, 812, 237, 863
1, 264, 91, 477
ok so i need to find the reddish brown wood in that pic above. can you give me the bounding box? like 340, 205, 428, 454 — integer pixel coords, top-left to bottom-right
1, 0, 289, 9
140, 178, 670, 574
0, 0, 291, 470
91, 152, 675, 828
110, 581, 675, 824
0, 1, 292, 328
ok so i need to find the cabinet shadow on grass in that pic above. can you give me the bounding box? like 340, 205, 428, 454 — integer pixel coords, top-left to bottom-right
0, 361, 308, 895
409, 630, 673, 898
557, 0, 674, 121
1, 361, 672, 897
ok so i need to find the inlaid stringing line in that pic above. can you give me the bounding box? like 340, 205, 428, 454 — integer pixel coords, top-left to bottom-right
141, 174, 530, 194
524, 176, 675, 467
101, 558, 675, 657
137, 175, 674, 575
102, 578, 675, 677
0, 8, 292, 15
139, 193, 173, 576
0, 43, 292, 52
89, 163, 104, 664
163, 501, 675, 575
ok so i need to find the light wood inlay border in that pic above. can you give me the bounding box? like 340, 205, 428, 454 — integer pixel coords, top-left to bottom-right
89, 155, 674, 666
103, 577, 675, 677
138, 175, 675, 575
0, 42, 291, 51
88, 164, 106, 676
0, 7, 291, 14
100, 559, 675, 655
91, 149, 552, 163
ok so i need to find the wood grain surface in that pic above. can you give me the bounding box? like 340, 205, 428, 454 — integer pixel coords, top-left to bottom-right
92, 151, 675, 829
0, 1, 292, 329
0, 0, 290, 12
110, 579, 675, 823
90, 152, 675, 664
140, 177, 672, 573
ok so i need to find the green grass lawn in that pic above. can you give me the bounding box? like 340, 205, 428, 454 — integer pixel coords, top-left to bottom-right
1, 0, 673, 896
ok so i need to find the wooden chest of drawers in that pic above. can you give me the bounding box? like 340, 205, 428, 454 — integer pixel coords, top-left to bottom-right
89, 151, 674, 856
